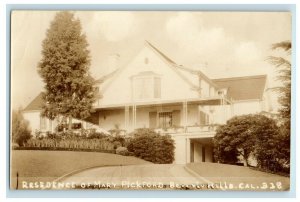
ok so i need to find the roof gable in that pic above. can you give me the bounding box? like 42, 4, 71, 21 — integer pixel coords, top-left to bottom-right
98, 41, 200, 93
96, 41, 203, 106
23, 93, 43, 111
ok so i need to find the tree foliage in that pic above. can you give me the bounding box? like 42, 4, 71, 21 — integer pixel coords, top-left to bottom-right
213, 114, 280, 168
127, 128, 175, 164
12, 109, 31, 146
38, 11, 96, 129
268, 40, 291, 169
268, 41, 291, 128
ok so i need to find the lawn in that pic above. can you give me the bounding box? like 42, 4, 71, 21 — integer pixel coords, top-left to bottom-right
186, 162, 290, 191
10, 150, 151, 189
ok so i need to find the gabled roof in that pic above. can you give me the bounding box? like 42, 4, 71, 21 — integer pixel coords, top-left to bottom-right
145, 40, 176, 65
212, 75, 267, 101
146, 41, 220, 90
94, 68, 119, 84
97, 40, 202, 93
144, 41, 200, 91
23, 93, 43, 111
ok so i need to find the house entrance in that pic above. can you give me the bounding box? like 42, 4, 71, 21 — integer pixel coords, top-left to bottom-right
189, 138, 213, 163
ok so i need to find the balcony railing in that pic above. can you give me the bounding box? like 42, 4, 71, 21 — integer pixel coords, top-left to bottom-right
154, 124, 219, 135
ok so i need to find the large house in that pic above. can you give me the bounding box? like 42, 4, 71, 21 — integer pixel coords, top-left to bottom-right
23, 41, 272, 164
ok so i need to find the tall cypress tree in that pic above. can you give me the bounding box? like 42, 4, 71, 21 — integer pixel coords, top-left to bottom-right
38, 11, 96, 130
268, 41, 291, 167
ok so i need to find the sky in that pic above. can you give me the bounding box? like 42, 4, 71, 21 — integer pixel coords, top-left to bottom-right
11, 11, 291, 109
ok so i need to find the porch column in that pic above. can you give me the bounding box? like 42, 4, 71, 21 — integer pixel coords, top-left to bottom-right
132, 104, 136, 130
186, 138, 191, 163
124, 106, 129, 131
182, 101, 188, 130
221, 98, 226, 124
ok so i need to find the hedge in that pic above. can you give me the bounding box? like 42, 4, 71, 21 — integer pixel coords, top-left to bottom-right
13, 146, 116, 154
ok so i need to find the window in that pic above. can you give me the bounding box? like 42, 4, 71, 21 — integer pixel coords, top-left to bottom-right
134, 77, 153, 99
132, 71, 161, 101
199, 111, 209, 125
154, 77, 161, 98
149, 110, 180, 128
159, 112, 172, 128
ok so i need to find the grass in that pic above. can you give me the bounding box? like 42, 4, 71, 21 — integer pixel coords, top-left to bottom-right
187, 162, 290, 191
10, 150, 151, 189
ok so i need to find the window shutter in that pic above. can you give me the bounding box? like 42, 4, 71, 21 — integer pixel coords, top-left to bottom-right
200, 111, 206, 125
206, 114, 210, 125
149, 112, 157, 128
172, 110, 181, 127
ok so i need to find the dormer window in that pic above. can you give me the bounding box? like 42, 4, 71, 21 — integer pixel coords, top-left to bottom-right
132, 71, 161, 101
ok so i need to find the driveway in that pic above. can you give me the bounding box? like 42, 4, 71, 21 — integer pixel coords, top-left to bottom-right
56, 164, 207, 190
56, 163, 290, 190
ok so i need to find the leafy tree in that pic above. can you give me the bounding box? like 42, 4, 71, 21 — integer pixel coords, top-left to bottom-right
12, 109, 31, 146
38, 11, 96, 130
213, 114, 279, 167
268, 40, 291, 169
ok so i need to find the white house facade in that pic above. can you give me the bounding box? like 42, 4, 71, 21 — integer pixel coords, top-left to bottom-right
23, 41, 272, 164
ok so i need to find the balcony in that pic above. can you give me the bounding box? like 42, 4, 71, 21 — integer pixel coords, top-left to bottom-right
154, 124, 219, 136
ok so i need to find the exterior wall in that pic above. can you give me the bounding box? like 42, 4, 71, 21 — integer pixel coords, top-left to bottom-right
98, 109, 126, 130
23, 111, 42, 134
98, 45, 199, 107
209, 86, 217, 96
232, 100, 262, 116
200, 80, 210, 97
173, 135, 187, 164
210, 105, 232, 125
23, 111, 56, 135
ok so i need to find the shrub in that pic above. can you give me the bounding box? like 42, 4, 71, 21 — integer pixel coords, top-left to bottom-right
11, 109, 32, 146
113, 141, 122, 149
127, 128, 175, 164
213, 114, 287, 173
112, 135, 126, 146
116, 147, 129, 156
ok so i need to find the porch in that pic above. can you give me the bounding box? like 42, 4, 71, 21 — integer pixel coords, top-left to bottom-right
93, 96, 232, 135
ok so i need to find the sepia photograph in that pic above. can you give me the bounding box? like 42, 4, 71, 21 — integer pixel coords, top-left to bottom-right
10, 10, 291, 191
